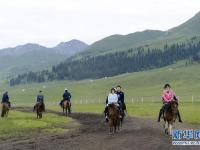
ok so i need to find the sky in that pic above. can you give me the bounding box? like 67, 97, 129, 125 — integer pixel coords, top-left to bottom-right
0, 0, 200, 49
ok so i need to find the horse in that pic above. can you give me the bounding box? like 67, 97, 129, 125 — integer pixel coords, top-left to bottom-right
33, 102, 45, 119
1, 103, 9, 117
163, 101, 179, 135
119, 102, 125, 127
62, 100, 71, 116
108, 103, 120, 134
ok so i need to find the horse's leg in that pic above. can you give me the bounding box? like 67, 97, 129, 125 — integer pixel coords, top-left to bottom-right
66, 107, 68, 116
168, 123, 172, 136
68, 106, 71, 115
6, 109, 8, 117
40, 112, 42, 119
164, 121, 168, 134
37, 110, 39, 119
114, 124, 117, 133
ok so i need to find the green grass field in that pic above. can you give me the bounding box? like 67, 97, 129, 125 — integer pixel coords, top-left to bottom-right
0, 61, 200, 139
0, 110, 72, 139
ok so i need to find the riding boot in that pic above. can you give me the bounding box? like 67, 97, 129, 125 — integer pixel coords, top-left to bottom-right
60, 100, 64, 107
8, 101, 11, 109
177, 111, 183, 123
157, 109, 162, 122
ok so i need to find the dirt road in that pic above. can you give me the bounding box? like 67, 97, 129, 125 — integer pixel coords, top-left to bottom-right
0, 109, 199, 150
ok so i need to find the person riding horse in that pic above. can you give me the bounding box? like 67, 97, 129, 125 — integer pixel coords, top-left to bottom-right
104, 88, 121, 122
59, 89, 72, 107
157, 84, 182, 122
1, 91, 11, 108
116, 85, 127, 116
34, 91, 45, 112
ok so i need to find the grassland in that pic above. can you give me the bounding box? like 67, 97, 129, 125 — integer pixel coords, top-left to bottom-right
0, 61, 198, 125
0, 110, 72, 139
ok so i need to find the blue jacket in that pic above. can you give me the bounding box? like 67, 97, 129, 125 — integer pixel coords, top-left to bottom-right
2, 93, 9, 103
37, 94, 44, 103
63, 91, 71, 101
116, 91, 124, 104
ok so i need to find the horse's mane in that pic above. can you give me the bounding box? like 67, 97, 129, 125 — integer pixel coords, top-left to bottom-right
170, 101, 178, 106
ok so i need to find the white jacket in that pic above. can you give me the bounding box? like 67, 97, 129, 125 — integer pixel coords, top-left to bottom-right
107, 93, 118, 104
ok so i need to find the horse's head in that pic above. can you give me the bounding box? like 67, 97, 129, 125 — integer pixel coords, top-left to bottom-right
170, 101, 179, 114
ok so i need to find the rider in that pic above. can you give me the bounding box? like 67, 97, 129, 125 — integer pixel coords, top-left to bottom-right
59, 89, 71, 107
104, 88, 121, 122
34, 90, 45, 111
1, 91, 11, 108
157, 83, 182, 122
116, 85, 127, 116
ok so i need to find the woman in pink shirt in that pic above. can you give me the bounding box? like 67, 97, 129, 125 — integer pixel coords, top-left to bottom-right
157, 83, 182, 122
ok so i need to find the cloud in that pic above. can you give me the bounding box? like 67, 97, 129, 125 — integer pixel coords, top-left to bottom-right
0, 0, 199, 48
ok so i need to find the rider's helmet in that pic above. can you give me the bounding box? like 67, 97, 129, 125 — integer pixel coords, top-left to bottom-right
39, 90, 42, 93
65, 88, 68, 91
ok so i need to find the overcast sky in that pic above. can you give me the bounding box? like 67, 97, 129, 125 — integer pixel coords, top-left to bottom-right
0, 0, 199, 49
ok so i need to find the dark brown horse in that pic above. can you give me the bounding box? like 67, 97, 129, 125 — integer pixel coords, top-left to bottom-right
62, 100, 71, 116
108, 103, 120, 134
1, 103, 9, 117
33, 103, 45, 119
163, 101, 179, 135
118, 102, 125, 127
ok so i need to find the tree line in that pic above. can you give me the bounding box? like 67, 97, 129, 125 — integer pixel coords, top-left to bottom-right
9, 36, 200, 86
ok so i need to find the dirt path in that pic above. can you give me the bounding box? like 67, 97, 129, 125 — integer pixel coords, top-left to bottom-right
0, 108, 199, 150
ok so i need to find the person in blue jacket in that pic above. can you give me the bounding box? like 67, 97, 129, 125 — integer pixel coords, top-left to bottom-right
59, 89, 72, 107
34, 90, 45, 111
1, 91, 11, 108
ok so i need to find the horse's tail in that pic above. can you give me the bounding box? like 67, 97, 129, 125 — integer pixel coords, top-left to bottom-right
1, 105, 4, 117
1, 103, 7, 117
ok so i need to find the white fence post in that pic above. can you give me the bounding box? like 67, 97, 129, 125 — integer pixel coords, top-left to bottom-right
141, 97, 144, 103
131, 98, 134, 103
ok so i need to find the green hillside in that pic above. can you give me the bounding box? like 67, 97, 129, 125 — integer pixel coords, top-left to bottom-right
76, 30, 165, 57
72, 11, 200, 59
2, 61, 200, 124
5, 61, 200, 104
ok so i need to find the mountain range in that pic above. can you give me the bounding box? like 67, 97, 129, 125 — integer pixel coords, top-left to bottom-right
2, 11, 200, 82
0, 39, 88, 79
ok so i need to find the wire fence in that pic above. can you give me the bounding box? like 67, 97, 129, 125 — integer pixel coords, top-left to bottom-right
10, 95, 200, 108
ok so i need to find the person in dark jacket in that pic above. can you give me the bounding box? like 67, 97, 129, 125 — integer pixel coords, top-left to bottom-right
34, 91, 45, 111
1, 91, 11, 108
59, 89, 72, 107
116, 85, 127, 115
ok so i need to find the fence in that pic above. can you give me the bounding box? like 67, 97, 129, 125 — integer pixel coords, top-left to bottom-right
10, 95, 200, 107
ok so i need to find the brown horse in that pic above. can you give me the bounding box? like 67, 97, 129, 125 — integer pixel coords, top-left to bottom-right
119, 102, 125, 127
163, 101, 179, 135
62, 100, 71, 116
1, 103, 9, 117
108, 103, 120, 134
33, 103, 45, 119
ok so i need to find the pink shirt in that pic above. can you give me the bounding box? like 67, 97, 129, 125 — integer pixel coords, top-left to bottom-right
162, 89, 174, 103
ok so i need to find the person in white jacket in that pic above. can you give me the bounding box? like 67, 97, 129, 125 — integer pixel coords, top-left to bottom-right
107, 89, 118, 104
104, 88, 120, 122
